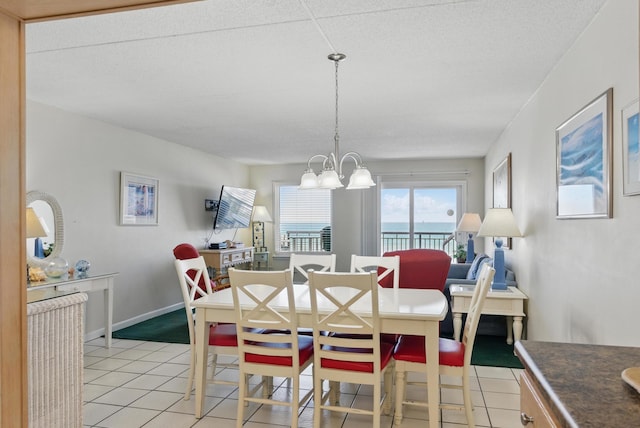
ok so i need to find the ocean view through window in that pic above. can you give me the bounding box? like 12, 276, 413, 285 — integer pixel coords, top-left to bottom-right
381, 186, 458, 254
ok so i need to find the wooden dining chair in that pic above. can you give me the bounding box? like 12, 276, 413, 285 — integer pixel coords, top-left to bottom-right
350, 254, 400, 289
393, 263, 495, 427
173, 256, 241, 400
289, 252, 336, 284
307, 270, 394, 428
228, 268, 314, 428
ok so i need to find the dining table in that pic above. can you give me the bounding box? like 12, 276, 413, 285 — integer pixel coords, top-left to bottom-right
192, 283, 448, 428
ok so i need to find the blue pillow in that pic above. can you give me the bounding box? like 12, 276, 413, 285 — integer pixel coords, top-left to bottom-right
466, 254, 490, 280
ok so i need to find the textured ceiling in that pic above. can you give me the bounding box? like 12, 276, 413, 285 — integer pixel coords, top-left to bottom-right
25, 0, 607, 165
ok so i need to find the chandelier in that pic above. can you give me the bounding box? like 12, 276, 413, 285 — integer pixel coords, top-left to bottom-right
299, 53, 375, 190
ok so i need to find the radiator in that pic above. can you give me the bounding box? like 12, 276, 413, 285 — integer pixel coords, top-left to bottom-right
27, 292, 87, 428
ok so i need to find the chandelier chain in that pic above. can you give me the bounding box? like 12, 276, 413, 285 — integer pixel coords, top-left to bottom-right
334, 58, 340, 154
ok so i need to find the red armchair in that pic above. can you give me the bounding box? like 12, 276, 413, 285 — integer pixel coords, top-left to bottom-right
380, 249, 451, 291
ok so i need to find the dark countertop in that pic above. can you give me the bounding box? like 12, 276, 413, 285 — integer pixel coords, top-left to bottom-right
515, 340, 640, 427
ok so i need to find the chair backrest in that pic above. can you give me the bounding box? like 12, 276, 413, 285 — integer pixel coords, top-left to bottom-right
228, 268, 301, 367
174, 256, 213, 343
308, 271, 381, 372
350, 254, 400, 289
173, 243, 200, 260
462, 263, 495, 365
289, 253, 336, 284
381, 249, 451, 290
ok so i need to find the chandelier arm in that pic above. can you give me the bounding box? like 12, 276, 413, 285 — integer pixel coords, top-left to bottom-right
338, 152, 364, 178
306, 154, 329, 170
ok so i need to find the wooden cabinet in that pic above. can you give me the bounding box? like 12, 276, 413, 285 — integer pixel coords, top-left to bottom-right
520, 371, 559, 427
200, 247, 254, 273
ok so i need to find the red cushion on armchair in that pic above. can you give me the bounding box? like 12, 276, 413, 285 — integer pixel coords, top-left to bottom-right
380, 249, 451, 291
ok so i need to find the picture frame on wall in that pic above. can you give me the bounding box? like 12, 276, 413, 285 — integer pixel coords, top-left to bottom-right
556, 88, 613, 219
492, 152, 512, 248
119, 172, 159, 225
622, 99, 640, 196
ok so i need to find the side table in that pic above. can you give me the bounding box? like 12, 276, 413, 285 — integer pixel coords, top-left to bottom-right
450, 284, 527, 345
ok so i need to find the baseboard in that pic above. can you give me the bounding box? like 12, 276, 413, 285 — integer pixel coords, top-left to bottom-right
84, 302, 184, 342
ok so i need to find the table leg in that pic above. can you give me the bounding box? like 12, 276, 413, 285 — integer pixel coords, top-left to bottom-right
506, 316, 514, 345
425, 321, 440, 428
194, 308, 209, 418
104, 280, 113, 348
453, 312, 463, 342
513, 316, 524, 343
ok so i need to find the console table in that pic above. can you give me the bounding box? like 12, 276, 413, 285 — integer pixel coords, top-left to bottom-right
27, 272, 118, 347
200, 246, 254, 274
450, 284, 527, 345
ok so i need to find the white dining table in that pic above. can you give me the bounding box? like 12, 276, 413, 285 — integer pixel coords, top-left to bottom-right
192, 284, 448, 428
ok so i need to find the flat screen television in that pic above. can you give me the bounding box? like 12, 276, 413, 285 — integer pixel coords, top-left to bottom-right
213, 185, 256, 230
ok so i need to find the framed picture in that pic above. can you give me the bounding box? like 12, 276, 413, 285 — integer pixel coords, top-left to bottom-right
492, 152, 512, 247
556, 88, 613, 219
622, 99, 640, 196
119, 172, 159, 225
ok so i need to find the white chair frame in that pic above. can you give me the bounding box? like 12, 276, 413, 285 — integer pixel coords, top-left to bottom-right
308, 270, 394, 428
174, 257, 240, 400
393, 263, 496, 427
228, 268, 314, 428
350, 254, 400, 289
289, 253, 336, 284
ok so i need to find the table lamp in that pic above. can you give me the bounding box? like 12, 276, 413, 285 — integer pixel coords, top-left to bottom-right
456, 213, 482, 263
477, 208, 522, 290
26, 207, 48, 258
251, 205, 272, 252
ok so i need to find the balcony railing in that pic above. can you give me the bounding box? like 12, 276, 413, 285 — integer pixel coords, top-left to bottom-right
280, 229, 457, 257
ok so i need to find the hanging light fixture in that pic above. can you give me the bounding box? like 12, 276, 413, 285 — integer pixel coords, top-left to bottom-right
299, 53, 375, 190
297, 0, 375, 190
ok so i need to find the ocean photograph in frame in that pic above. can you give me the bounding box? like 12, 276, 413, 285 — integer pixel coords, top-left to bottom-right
556, 88, 612, 219
120, 172, 159, 225
622, 99, 640, 196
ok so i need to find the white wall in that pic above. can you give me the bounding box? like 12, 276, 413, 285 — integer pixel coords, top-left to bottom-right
27, 101, 252, 338
485, 0, 639, 345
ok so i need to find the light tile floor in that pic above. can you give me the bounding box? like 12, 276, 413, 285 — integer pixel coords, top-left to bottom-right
83, 338, 522, 427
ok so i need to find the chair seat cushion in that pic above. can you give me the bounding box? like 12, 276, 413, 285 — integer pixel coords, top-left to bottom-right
393, 334, 465, 367
245, 335, 314, 367
330, 332, 398, 345
320, 341, 394, 372
208, 323, 239, 347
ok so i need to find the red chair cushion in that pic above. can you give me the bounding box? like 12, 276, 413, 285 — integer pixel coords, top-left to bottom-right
380, 249, 451, 291
173, 243, 214, 298
320, 341, 394, 372
245, 335, 314, 367
208, 323, 239, 347
393, 334, 465, 367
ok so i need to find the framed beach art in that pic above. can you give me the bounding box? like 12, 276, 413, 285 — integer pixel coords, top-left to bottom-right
622, 99, 640, 196
119, 172, 159, 225
556, 88, 613, 219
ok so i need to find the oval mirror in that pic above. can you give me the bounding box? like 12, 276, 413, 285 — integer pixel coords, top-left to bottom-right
26, 191, 64, 268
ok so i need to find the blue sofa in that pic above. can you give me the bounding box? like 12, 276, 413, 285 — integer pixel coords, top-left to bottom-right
440, 255, 517, 337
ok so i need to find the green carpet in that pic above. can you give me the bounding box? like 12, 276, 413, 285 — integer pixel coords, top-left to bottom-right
113, 309, 523, 369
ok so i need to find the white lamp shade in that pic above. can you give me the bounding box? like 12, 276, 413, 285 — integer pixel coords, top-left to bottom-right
477, 208, 522, 238
299, 170, 319, 189
346, 166, 376, 189
252, 205, 272, 223
456, 213, 482, 232
26, 207, 47, 238
318, 169, 343, 189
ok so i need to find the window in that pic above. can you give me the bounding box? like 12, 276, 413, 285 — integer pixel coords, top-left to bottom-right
274, 184, 332, 254
380, 183, 462, 255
